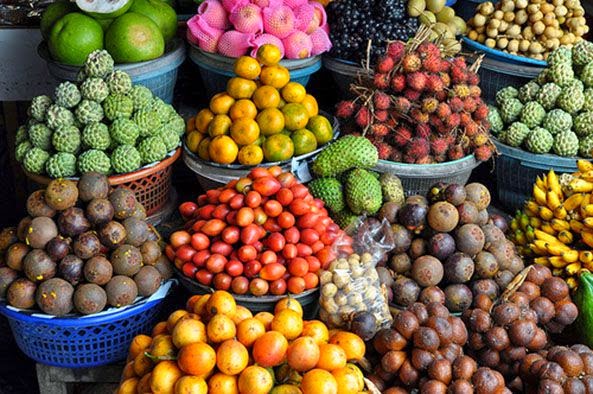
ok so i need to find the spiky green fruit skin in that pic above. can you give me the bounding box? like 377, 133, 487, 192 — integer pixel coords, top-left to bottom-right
308, 178, 345, 213
575, 112, 593, 136
103, 94, 134, 121
535, 69, 549, 85
129, 85, 153, 111
111, 145, 142, 173
29, 95, 52, 121
548, 46, 572, 66
487, 106, 504, 135
15, 126, 28, 145
520, 101, 546, 128
580, 135, 593, 158
149, 98, 171, 122
133, 108, 160, 137
553, 130, 579, 157
536, 83, 562, 110
45, 105, 74, 130
549, 62, 574, 87
52, 125, 81, 153
110, 118, 140, 145
138, 136, 167, 164
581, 62, 593, 88
82, 122, 111, 150
584, 89, 593, 112
23, 147, 50, 174
158, 128, 180, 152
83, 49, 114, 78
105, 70, 132, 94
519, 81, 540, 103
504, 122, 530, 147
80, 78, 109, 102
332, 209, 359, 230
46, 153, 77, 178
28, 123, 53, 150
525, 127, 554, 154
496, 86, 519, 107
77, 149, 111, 175
54, 82, 81, 108
312, 136, 378, 177
558, 86, 585, 114
15, 141, 32, 162
379, 172, 405, 205
500, 98, 523, 124
167, 115, 186, 137
573, 40, 593, 67
543, 109, 573, 135
567, 79, 585, 91
344, 168, 382, 215
75, 99, 104, 124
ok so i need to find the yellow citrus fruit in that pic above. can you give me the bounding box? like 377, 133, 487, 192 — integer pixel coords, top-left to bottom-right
307, 115, 333, 145
256, 108, 285, 136
230, 118, 260, 145
227, 77, 258, 100
195, 109, 215, 134
331, 365, 364, 394
256, 44, 282, 66
281, 82, 307, 103
208, 135, 239, 164
252, 86, 281, 110
174, 375, 208, 394
208, 114, 232, 137
300, 369, 338, 394
197, 137, 211, 161
238, 145, 264, 165
301, 94, 319, 117
234, 56, 261, 80
291, 129, 318, 156
229, 99, 258, 121
263, 134, 294, 162
186, 116, 196, 134
278, 97, 286, 109
282, 103, 309, 130
253, 135, 265, 146
210, 93, 235, 114
260, 65, 290, 89
186, 131, 205, 153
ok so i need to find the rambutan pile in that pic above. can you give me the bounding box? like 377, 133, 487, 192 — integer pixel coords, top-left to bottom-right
336, 28, 496, 164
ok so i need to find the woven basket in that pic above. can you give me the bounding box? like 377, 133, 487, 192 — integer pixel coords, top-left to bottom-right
25, 148, 181, 216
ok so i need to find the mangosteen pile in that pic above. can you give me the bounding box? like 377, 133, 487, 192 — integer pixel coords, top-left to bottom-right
0, 173, 173, 316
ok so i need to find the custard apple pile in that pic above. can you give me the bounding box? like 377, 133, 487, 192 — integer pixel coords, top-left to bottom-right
16, 50, 182, 178
494, 42, 593, 157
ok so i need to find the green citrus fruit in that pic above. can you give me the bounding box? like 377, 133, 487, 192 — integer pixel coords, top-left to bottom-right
129, 0, 178, 42
291, 129, 318, 156
105, 12, 165, 63
263, 134, 294, 162
40, 1, 76, 40
307, 115, 334, 145
76, 0, 133, 19
48, 13, 104, 65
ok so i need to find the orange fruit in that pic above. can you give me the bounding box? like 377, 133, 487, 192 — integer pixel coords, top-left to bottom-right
274, 297, 303, 317
186, 116, 196, 134
167, 310, 189, 332
149, 334, 176, 359
208, 373, 239, 394
329, 331, 366, 361
271, 309, 303, 340
230, 117, 260, 145
301, 94, 319, 117
150, 361, 184, 394
256, 108, 285, 136
208, 114, 232, 137
238, 365, 274, 394
237, 317, 266, 347
332, 364, 364, 394
234, 56, 262, 79
186, 130, 205, 153
195, 109, 215, 133
307, 115, 333, 145
174, 375, 208, 394
302, 320, 329, 345
152, 321, 168, 337
238, 145, 264, 165
282, 103, 309, 130
230, 99, 258, 121
254, 311, 275, 330
227, 77, 258, 99
301, 369, 338, 394
207, 313, 237, 343
210, 93, 235, 114
197, 137, 211, 161
122, 361, 136, 379
232, 305, 253, 325
172, 318, 207, 348
252, 86, 281, 110
256, 44, 282, 66
217, 339, 249, 375
287, 336, 320, 372
270, 385, 302, 394
137, 372, 152, 393
208, 135, 239, 164
278, 97, 287, 109
177, 342, 216, 376
281, 82, 307, 103
316, 344, 347, 371
252, 331, 288, 367
206, 290, 237, 317
291, 128, 318, 155
133, 352, 153, 376
193, 294, 211, 317
260, 65, 290, 89
118, 377, 139, 394
263, 134, 294, 162
129, 334, 152, 360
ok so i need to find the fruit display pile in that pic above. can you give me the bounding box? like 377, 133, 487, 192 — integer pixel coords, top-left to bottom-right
42, 0, 177, 65
0, 173, 173, 316
466, 0, 589, 60
185, 47, 334, 165
167, 166, 350, 296
116, 291, 368, 394
14, 51, 184, 178
490, 43, 593, 157
186, 0, 330, 59
336, 34, 496, 163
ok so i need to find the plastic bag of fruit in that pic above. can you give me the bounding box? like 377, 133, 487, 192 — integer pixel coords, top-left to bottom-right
318, 217, 395, 338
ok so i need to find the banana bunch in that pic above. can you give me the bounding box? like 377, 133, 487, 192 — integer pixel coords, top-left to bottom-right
509, 160, 593, 290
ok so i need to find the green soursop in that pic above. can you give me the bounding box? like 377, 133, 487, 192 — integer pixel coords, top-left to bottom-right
54, 82, 81, 108
45, 105, 74, 130
553, 130, 579, 156
138, 136, 167, 164
103, 94, 134, 121
28, 95, 52, 122
308, 178, 345, 213
574, 111, 593, 136
133, 108, 160, 137
23, 147, 49, 174
15, 125, 27, 145
505, 122, 530, 147
15, 141, 32, 162
28, 123, 53, 150
82, 122, 110, 150
580, 135, 593, 157
105, 70, 132, 94
77, 149, 111, 174
496, 86, 519, 107
52, 125, 81, 153
547, 46, 572, 66
520, 101, 546, 128
379, 173, 405, 205
519, 81, 541, 103
84, 49, 114, 78
525, 127, 554, 153
487, 106, 504, 135
332, 209, 359, 230
45, 153, 77, 178
500, 98, 524, 124
158, 128, 180, 152
110, 118, 139, 145
344, 168, 382, 215
581, 62, 593, 88
312, 135, 378, 177
584, 89, 593, 112
80, 78, 109, 103
558, 86, 585, 114
129, 85, 153, 110
111, 145, 142, 173
75, 100, 104, 124
536, 83, 562, 110
573, 40, 593, 67
543, 109, 573, 135
549, 62, 575, 87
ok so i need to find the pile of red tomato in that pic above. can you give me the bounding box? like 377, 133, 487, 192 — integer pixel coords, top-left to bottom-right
166, 166, 352, 296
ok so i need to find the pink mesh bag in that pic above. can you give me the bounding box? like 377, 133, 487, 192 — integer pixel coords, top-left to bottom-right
251, 0, 282, 9
283, 31, 313, 59
262, 6, 295, 39
217, 30, 254, 57
222, 0, 250, 13
229, 4, 264, 34
309, 27, 331, 55
187, 15, 225, 52
283, 0, 307, 9
197, 0, 230, 30
249, 33, 285, 58
293, 4, 314, 32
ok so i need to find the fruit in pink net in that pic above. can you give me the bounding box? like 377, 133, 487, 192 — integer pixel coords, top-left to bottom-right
309, 28, 331, 56
282, 31, 312, 59
230, 4, 263, 34
222, 0, 249, 13
249, 33, 285, 58
262, 6, 295, 39
187, 15, 224, 52
217, 30, 254, 57
198, 0, 230, 29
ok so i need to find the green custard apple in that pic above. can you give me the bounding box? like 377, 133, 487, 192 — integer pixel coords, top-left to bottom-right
542, 109, 573, 135
110, 118, 139, 145
75, 99, 104, 124
83, 49, 115, 78
105, 70, 132, 94
525, 127, 554, 154
28, 123, 53, 150
553, 130, 579, 157
23, 147, 50, 174
28, 95, 53, 122
55, 82, 81, 108
80, 77, 110, 103
137, 136, 167, 164
103, 93, 134, 120
15, 141, 32, 163
46, 152, 77, 178
129, 85, 153, 111
52, 125, 81, 153
45, 104, 74, 130
111, 144, 142, 173
77, 149, 111, 174
82, 122, 111, 150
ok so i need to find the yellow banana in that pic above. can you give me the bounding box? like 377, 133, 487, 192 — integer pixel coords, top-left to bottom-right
514, 230, 526, 245
578, 159, 593, 173
554, 205, 568, 220
584, 204, 593, 217
549, 256, 569, 268
551, 219, 570, 232
566, 277, 578, 290
563, 193, 585, 211
584, 260, 593, 271
534, 229, 561, 244
510, 218, 519, 232
526, 227, 535, 242
557, 230, 574, 244
540, 222, 557, 236
580, 170, 593, 182
524, 200, 540, 216
566, 262, 582, 275
581, 194, 592, 219
539, 207, 554, 221
536, 175, 547, 191
580, 251, 593, 264
529, 242, 547, 255
583, 231, 593, 248
585, 217, 593, 229
571, 219, 585, 233
553, 268, 564, 276
519, 213, 530, 229
534, 256, 551, 267
547, 169, 562, 197
529, 217, 542, 228
547, 242, 571, 256
534, 184, 548, 205
569, 178, 593, 193
546, 190, 562, 210
561, 249, 579, 263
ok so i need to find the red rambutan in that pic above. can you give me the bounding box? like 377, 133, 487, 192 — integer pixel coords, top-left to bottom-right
444, 134, 456, 145
369, 123, 389, 138
375, 142, 394, 160
474, 145, 493, 161
393, 97, 412, 114
436, 103, 452, 119
448, 144, 465, 161
377, 56, 395, 74
375, 110, 389, 122
422, 54, 443, 73
402, 53, 421, 73
430, 115, 443, 128
426, 74, 445, 93
430, 138, 449, 156
373, 92, 391, 110
451, 57, 467, 70
416, 155, 434, 164
390, 74, 406, 92
390, 149, 403, 162
449, 97, 464, 113
386, 41, 406, 62
355, 107, 371, 128
386, 116, 398, 128
474, 104, 489, 120
374, 73, 390, 90
406, 137, 430, 158
406, 72, 428, 92
450, 66, 467, 84
336, 100, 356, 118
446, 113, 461, 129
418, 42, 441, 59
459, 111, 473, 127
403, 154, 415, 163
469, 85, 482, 98
440, 60, 450, 73
411, 108, 430, 124
439, 72, 451, 87
466, 71, 480, 86
394, 126, 412, 146
416, 123, 432, 139
434, 154, 446, 163
404, 88, 422, 102
464, 121, 479, 136
436, 91, 447, 102
422, 97, 439, 114
463, 97, 478, 113
472, 132, 489, 147
453, 84, 471, 98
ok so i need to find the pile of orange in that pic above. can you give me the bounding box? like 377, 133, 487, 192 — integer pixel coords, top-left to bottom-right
186, 45, 334, 166
116, 291, 367, 394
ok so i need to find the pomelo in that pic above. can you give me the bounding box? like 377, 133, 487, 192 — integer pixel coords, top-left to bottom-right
40, 1, 77, 40
105, 12, 165, 63
96, 18, 114, 31
48, 13, 104, 65
129, 0, 178, 42
76, 0, 133, 19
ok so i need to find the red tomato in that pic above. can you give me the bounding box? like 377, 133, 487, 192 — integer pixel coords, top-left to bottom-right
210, 241, 233, 256
191, 232, 210, 251
312, 198, 324, 209
289, 199, 310, 216
320, 231, 338, 246
198, 204, 216, 220
182, 262, 198, 278
267, 165, 282, 177
251, 207, 266, 225
252, 176, 281, 197
297, 213, 319, 229
192, 250, 211, 267
206, 189, 221, 204
311, 240, 325, 254
253, 241, 264, 252
218, 188, 237, 204
305, 256, 321, 273
287, 277, 306, 294
206, 253, 227, 273
300, 229, 320, 245
269, 279, 287, 295
282, 244, 297, 259
290, 184, 309, 199
227, 179, 238, 189
241, 224, 261, 245
229, 194, 245, 210
235, 177, 253, 193
276, 188, 294, 206
288, 257, 308, 277
201, 219, 226, 236
284, 227, 300, 244
236, 207, 255, 227
260, 263, 286, 281
296, 243, 313, 257
303, 272, 319, 289
179, 202, 198, 219
197, 195, 207, 206
327, 223, 340, 233
226, 211, 237, 226
249, 167, 270, 179
238, 245, 257, 262
244, 260, 262, 278
195, 269, 213, 286
277, 172, 297, 188
313, 222, 327, 236
265, 232, 286, 253
277, 212, 295, 229
213, 273, 232, 290
316, 247, 336, 269
165, 245, 175, 261
191, 220, 206, 232
260, 250, 277, 265
212, 204, 230, 220
231, 276, 249, 294
249, 278, 269, 296
263, 218, 281, 233
263, 200, 283, 217
176, 245, 197, 262
170, 231, 191, 248
221, 226, 240, 244
245, 191, 262, 208
225, 259, 244, 277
